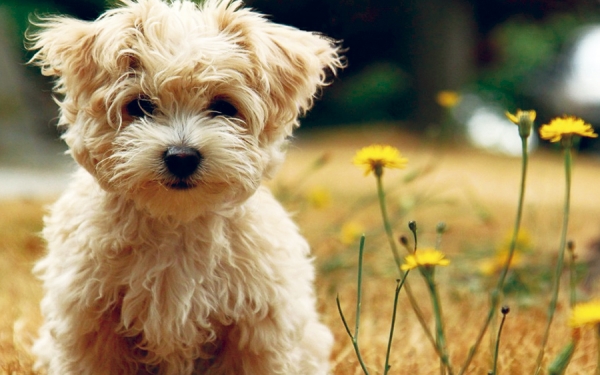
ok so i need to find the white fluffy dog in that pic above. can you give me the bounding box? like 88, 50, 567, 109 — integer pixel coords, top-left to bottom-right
28, 0, 342, 373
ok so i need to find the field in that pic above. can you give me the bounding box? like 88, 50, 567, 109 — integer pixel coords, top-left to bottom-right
1, 125, 600, 374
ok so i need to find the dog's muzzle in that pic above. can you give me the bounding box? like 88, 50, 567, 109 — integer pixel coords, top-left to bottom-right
163, 146, 202, 189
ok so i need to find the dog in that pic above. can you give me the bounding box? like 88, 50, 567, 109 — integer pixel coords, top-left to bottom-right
28, 0, 342, 373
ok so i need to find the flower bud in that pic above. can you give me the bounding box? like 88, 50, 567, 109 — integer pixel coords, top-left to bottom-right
408, 220, 417, 232
506, 110, 536, 139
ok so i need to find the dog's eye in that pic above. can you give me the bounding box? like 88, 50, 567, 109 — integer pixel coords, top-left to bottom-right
208, 99, 238, 118
126, 97, 156, 118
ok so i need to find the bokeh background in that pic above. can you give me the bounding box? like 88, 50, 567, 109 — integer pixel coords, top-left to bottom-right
3, 0, 600, 182
3, 2, 600, 373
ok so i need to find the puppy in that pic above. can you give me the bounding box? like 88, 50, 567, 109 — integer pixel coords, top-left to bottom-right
28, 0, 342, 374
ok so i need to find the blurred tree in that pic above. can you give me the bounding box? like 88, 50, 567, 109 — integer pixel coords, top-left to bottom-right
406, 0, 475, 131
0, 8, 64, 165
3, 0, 599, 137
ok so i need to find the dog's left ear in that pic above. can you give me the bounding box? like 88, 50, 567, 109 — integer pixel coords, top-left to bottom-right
251, 23, 343, 135
212, 1, 344, 136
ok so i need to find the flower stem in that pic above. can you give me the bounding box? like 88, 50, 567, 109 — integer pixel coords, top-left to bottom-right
384, 273, 410, 375
425, 270, 454, 375
374, 173, 438, 354
491, 306, 509, 375
534, 145, 572, 374
355, 235, 366, 339
336, 296, 370, 375
568, 241, 576, 308
337, 235, 370, 375
404, 280, 439, 354
546, 340, 576, 375
459, 136, 529, 375
375, 173, 402, 265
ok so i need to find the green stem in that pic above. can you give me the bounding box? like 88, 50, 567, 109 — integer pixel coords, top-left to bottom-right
435, 222, 447, 250
355, 235, 366, 338
426, 271, 454, 375
409, 221, 418, 252
376, 173, 403, 265
336, 296, 370, 375
404, 280, 439, 354
336, 235, 370, 375
374, 173, 439, 354
460, 136, 529, 375
491, 308, 509, 375
568, 241, 576, 308
384, 273, 410, 375
534, 145, 572, 374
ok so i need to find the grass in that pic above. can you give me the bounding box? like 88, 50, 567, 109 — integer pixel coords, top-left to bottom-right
2, 126, 600, 374
0, 200, 45, 374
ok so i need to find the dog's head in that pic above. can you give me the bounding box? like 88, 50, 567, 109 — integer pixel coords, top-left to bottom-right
29, 0, 342, 220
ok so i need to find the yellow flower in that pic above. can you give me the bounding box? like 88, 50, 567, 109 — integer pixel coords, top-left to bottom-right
539, 116, 598, 143
436, 91, 461, 108
479, 250, 523, 276
506, 109, 536, 138
500, 229, 533, 253
306, 186, 331, 209
401, 248, 450, 271
569, 300, 600, 328
353, 145, 408, 176
505, 109, 536, 125
339, 221, 364, 245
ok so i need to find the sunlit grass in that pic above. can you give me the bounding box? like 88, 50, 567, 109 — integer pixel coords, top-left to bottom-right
0, 200, 45, 374
1, 125, 600, 374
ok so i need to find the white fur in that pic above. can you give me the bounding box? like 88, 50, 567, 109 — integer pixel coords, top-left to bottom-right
28, 0, 342, 373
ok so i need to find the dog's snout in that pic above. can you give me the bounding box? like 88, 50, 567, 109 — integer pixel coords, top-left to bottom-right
163, 146, 202, 179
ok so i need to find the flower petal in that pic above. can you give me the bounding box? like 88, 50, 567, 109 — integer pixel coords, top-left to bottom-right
401, 248, 450, 270
539, 116, 598, 142
570, 300, 600, 328
353, 145, 408, 176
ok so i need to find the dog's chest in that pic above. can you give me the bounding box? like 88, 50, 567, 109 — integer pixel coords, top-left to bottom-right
106, 222, 278, 345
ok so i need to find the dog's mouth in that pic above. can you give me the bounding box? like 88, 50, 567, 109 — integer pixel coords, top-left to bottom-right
165, 179, 197, 190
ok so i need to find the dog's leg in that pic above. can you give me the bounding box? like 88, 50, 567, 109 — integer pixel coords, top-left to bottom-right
296, 319, 334, 375
34, 298, 140, 375
200, 312, 332, 375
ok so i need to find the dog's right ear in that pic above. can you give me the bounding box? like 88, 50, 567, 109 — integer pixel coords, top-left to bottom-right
27, 17, 107, 175
27, 17, 98, 99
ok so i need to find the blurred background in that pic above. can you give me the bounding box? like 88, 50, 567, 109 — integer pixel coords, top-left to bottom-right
2, 0, 600, 197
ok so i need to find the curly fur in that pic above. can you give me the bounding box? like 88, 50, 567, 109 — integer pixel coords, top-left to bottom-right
27, 0, 342, 373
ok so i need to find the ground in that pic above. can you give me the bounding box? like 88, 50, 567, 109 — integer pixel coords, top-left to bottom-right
1, 125, 600, 374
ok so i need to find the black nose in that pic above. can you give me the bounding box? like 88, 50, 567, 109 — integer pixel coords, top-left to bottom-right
163, 146, 202, 179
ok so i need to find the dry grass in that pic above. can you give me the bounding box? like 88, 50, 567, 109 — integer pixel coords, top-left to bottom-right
2, 126, 600, 374
0, 200, 45, 374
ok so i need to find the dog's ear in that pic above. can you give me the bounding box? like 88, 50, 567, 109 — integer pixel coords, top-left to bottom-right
28, 17, 99, 101
254, 24, 343, 135
210, 0, 343, 137
28, 17, 112, 174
